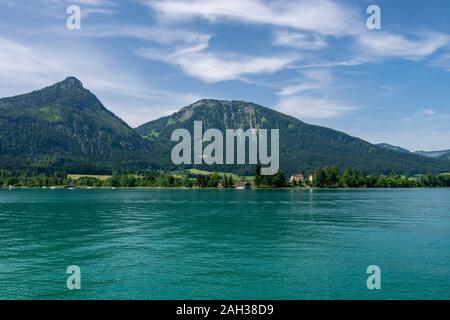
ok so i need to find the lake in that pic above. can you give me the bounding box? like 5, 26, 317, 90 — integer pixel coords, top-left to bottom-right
0, 188, 449, 299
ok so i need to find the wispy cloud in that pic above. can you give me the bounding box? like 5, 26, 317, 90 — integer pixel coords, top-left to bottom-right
277, 83, 321, 96
273, 30, 327, 50
357, 31, 450, 61
64, 24, 212, 45
277, 69, 333, 96
291, 59, 365, 69
0, 0, 117, 19
275, 68, 352, 119
137, 37, 297, 83
276, 96, 354, 120
416, 108, 436, 116
143, 0, 361, 37
430, 52, 450, 71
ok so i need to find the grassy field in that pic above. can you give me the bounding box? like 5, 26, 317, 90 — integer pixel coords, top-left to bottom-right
68, 174, 112, 181
188, 168, 239, 177
68, 170, 255, 182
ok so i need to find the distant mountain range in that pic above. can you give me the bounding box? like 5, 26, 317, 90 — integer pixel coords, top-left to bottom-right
376, 143, 410, 154
1, 77, 450, 175
377, 143, 450, 161
415, 149, 450, 160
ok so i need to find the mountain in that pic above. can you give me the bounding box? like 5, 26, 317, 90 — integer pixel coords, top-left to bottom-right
2, 80, 449, 176
376, 143, 450, 162
414, 149, 450, 160
0, 77, 156, 173
136, 99, 450, 175
376, 143, 410, 154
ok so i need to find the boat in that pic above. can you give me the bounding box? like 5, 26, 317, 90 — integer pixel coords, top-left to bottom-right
236, 181, 252, 190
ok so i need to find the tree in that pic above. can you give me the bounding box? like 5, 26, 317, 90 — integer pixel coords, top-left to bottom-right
271, 171, 287, 188
208, 173, 220, 188
313, 169, 327, 187
325, 166, 339, 187
255, 164, 262, 187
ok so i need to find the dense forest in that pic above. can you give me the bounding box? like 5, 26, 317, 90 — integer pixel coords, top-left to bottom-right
136, 99, 450, 175
1, 166, 450, 189
308, 166, 450, 188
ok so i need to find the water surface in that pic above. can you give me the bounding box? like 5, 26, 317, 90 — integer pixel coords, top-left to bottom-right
0, 188, 449, 299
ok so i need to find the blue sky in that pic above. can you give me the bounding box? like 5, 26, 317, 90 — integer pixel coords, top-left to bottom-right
1, 0, 450, 151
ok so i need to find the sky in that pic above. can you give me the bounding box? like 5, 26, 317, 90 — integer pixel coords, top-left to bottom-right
1, 0, 450, 151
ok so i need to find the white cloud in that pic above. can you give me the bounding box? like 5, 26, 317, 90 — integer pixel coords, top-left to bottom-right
273, 30, 327, 50
55, 21, 296, 84
277, 69, 333, 96
302, 69, 333, 84
172, 53, 296, 83
357, 32, 450, 61
276, 68, 353, 121
0, 0, 117, 18
417, 108, 436, 116
430, 52, 450, 71
137, 39, 297, 83
66, 24, 212, 46
379, 85, 396, 96
144, 0, 450, 64
276, 96, 354, 119
144, 0, 362, 37
277, 83, 321, 96
291, 59, 365, 69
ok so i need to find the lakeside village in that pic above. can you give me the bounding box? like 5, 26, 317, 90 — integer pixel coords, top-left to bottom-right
2, 165, 450, 190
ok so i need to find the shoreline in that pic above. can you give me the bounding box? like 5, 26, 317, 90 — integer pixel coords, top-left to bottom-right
2, 186, 450, 190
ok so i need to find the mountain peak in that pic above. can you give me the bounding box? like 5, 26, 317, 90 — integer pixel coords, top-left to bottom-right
185, 99, 260, 111
0, 76, 149, 171
191, 99, 254, 106
59, 76, 83, 88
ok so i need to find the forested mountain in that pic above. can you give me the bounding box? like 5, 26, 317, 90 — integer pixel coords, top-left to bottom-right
414, 149, 450, 160
137, 99, 450, 175
0, 77, 156, 173
376, 143, 411, 154
377, 143, 450, 162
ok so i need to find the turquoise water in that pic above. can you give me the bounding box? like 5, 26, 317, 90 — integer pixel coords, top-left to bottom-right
0, 188, 449, 300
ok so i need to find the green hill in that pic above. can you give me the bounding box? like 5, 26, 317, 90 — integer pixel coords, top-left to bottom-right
136, 99, 450, 175
0, 77, 156, 173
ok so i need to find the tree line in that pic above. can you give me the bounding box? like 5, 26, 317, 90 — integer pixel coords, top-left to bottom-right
0, 171, 236, 189
1, 167, 450, 189
309, 166, 450, 188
